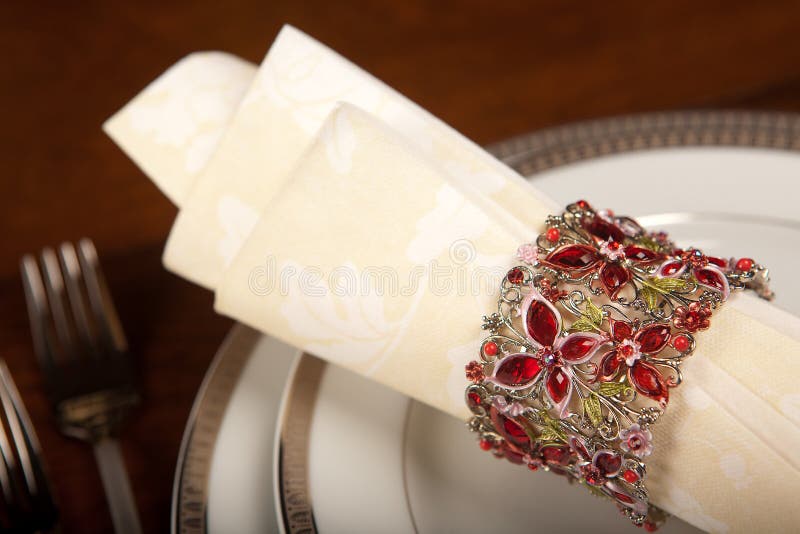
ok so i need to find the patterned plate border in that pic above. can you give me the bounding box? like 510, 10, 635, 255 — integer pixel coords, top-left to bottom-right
171, 110, 800, 534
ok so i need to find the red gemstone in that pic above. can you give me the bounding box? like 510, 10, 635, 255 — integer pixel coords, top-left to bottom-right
629, 361, 669, 405
569, 436, 590, 461
479, 439, 493, 451
611, 319, 633, 342
622, 469, 640, 483
527, 462, 539, 471
624, 245, 662, 264
507, 267, 525, 284
467, 391, 482, 409
643, 521, 658, 532
546, 367, 570, 404
583, 216, 625, 243
541, 445, 571, 465
576, 199, 590, 210
659, 259, 684, 276
594, 451, 622, 477
503, 446, 525, 465
559, 334, 599, 362
597, 350, 623, 382
490, 406, 531, 448
545, 227, 560, 242
544, 244, 602, 273
599, 262, 631, 298
736, 257, 754, 271
483, 341, 498, 356
493, 354, 543, 388
526, 300, 559, 347
635, 324, 671, 354
708, 256, 728, 269
581, 464, 604, 485
672, 334, 690, 352
695, 266, 729, 294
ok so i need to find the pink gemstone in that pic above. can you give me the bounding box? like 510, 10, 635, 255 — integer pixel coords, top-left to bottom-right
526, 300, 559, 347
635, 324, 671, 354
546, 367, 570, 403
544, 244, 602, 273
599, 262, 631, 298
493, 354, 543, 388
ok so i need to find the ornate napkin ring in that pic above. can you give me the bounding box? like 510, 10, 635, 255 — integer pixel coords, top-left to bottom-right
464, 200, 773, 530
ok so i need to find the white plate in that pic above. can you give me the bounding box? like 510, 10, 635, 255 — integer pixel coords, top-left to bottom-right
171, 111, 800, 534
278, 113, 800, 534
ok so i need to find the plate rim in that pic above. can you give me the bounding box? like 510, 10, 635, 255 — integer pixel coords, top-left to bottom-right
171, 109, 800, 534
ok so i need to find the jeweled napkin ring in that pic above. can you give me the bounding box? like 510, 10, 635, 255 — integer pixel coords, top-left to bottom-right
464, 200, 773, 530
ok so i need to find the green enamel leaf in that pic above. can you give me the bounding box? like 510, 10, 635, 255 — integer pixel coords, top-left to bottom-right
637, 236, 663, 252
597, 382, 627, 397
585, 297, 604, 326
583, 393, 603, 427
539, 426, 566, 443
651, 277, 691, 292
569, 318, 596, 333
639, 285, 659, 309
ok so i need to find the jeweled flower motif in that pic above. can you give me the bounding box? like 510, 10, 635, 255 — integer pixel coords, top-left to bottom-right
657, 248, 730, 299
673, 302, 712, 332
600, 239, 626, 261
487, 288, 607, 416
538, 278, 567, 303
569, 435, 648, 515
619, 424, 653, 458
465, 361, 485, 383
542, 237, 663, 299
595, 319, 671, 407
516, 243, 538, 265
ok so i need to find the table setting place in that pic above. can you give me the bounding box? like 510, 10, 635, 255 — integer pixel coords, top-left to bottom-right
5, 19, 800, 534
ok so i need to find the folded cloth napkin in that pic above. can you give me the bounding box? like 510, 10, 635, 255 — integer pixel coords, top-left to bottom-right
105, 25, 800, 532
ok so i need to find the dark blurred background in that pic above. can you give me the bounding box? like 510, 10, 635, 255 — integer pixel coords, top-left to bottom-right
1, 1, 800, 531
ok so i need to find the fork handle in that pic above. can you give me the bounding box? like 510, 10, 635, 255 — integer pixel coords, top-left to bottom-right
93, 438, 143, 534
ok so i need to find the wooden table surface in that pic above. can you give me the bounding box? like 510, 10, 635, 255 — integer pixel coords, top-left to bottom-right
2, 1, 800, 532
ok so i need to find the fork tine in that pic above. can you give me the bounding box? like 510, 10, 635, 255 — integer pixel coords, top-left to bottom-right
40, 248, 76, 363
0, 361, 58, 531
0, 361, 41, 498
58, 242, 101, 360
77, 239, 128, 354
20, 256, 58, 379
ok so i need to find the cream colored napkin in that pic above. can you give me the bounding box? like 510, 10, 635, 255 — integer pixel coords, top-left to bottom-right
105, 26, 800, 533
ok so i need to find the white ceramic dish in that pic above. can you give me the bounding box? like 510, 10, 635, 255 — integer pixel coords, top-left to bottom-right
171, 111, 800, 534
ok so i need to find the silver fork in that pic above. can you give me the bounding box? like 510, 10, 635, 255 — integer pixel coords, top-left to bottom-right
21, 239, 142, 534
0, 359, 58, 533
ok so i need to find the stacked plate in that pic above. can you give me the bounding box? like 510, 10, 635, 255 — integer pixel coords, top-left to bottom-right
171, 111, 800, 534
